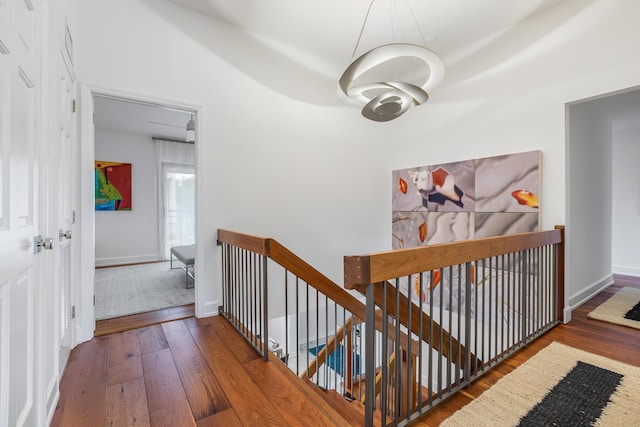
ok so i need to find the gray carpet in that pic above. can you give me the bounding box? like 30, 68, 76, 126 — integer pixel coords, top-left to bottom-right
95, 261, 195, 320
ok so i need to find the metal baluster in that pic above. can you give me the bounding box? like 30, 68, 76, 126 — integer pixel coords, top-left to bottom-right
395, 278, 401, 420
381, 281, 388, 422
500, 254, 505, 357
285, 270, 289, 366
464, 262, 472, 384
507, 252, 512, 350
406, 274, 413, 420
306, 282, 310, 380
296, 277, 300, 375
251, 253, 256, 348
481, 258, 486, 367
428, 270, 434, 406
324, 294, 328, 389
522, 249, 529, 345
456, 264, 461, 385
438, 267, 443, 399
261, 254, 268, 361
364, 282, 376, 427
489, 257, 499, 362
447, 266, 452, 389
316, 288, 319, 385
418, 271, 424, 409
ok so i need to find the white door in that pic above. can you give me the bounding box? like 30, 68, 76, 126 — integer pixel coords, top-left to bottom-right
56, 47, 75, 375
0, 0, 46, 426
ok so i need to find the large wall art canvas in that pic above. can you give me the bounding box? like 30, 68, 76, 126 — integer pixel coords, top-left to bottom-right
95, 160, 132, 211
392, 150, 540, 249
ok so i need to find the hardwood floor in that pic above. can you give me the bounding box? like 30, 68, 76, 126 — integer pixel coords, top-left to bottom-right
53, 277, 640, 426
53, 313, 354, 426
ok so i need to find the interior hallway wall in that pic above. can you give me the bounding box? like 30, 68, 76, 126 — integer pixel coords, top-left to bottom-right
70, 0, 640, 318
612, 122, 640, 277
70, 0, 395, 317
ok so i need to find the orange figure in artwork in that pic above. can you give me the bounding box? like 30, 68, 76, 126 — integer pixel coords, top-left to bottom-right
511, 189, 539, 208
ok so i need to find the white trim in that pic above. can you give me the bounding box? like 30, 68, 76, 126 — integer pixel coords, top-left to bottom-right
77, 83, 95, 344
566, 273, 614, 316
611, 265, 640, 278
95, 255, 160, 267
200, 299, 219, 318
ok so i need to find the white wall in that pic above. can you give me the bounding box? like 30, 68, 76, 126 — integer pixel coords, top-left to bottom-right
94, 129, 159, 266
566, 99, 613, 310
71, 0, 394, 317
612, 125, 640, 276
70, 0, 640, 318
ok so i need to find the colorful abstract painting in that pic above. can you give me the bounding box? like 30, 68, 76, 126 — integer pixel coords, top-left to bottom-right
392, 150, 540, 248
95, 161, 132, 211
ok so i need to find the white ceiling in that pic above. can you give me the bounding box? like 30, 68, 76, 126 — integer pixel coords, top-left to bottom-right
167, 0, 568, 71
93, 0, 571, 137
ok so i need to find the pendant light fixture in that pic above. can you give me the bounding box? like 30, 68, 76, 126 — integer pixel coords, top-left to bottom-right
338, 0, 444, 122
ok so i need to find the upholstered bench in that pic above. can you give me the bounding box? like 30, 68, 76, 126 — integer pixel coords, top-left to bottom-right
170, 245, 195, 288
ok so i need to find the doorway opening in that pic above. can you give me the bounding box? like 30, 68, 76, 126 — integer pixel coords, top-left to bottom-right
92, 94, 197, 325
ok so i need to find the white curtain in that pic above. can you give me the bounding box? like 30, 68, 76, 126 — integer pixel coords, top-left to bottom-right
155, 139, 195, 260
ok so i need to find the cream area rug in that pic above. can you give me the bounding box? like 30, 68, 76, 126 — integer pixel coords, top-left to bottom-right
442, 342, 640, 427
587, 287, 640, 329
95, 261, 194, 320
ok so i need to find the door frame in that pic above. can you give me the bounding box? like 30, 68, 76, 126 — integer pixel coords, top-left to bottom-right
76, 84, 203, 343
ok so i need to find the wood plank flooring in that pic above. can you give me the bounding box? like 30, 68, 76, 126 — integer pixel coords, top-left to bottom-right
53, 276, 640, 426
53, 313, 352, 426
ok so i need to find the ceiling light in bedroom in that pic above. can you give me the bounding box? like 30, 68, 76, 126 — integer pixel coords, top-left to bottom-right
338, 0, 444, 122
185, 114, 195, 142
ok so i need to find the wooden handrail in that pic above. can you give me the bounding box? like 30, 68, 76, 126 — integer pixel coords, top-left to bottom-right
219, 229, 367, 320
219, 230, 424, 357
344, 229, 563, 289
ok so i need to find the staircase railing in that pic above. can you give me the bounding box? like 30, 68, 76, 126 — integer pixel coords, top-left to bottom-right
218, 226, 565, 426
344, 226, 565, 426
217, 229, 460, 410
217, 229, 371, 400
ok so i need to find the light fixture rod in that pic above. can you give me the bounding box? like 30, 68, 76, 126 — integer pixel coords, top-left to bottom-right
350, 0, 376, 60
404, 0, 429, 47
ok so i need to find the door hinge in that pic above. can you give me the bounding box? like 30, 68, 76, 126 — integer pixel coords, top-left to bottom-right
72, 99, 76, 112
71, 305, 76, 319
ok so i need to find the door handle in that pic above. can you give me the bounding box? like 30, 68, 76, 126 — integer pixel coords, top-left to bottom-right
34, 235, 54, 253
59, 229, 72, 240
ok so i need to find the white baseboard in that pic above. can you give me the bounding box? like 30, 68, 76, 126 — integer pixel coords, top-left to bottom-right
567, 273, 614, 315
95, 254, 160, 267
197, 299, 219, 318
612, 265, 640, 278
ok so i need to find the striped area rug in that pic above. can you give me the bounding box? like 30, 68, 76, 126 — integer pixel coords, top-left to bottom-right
441, 342, 640, 427
587, 287, 640, 330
